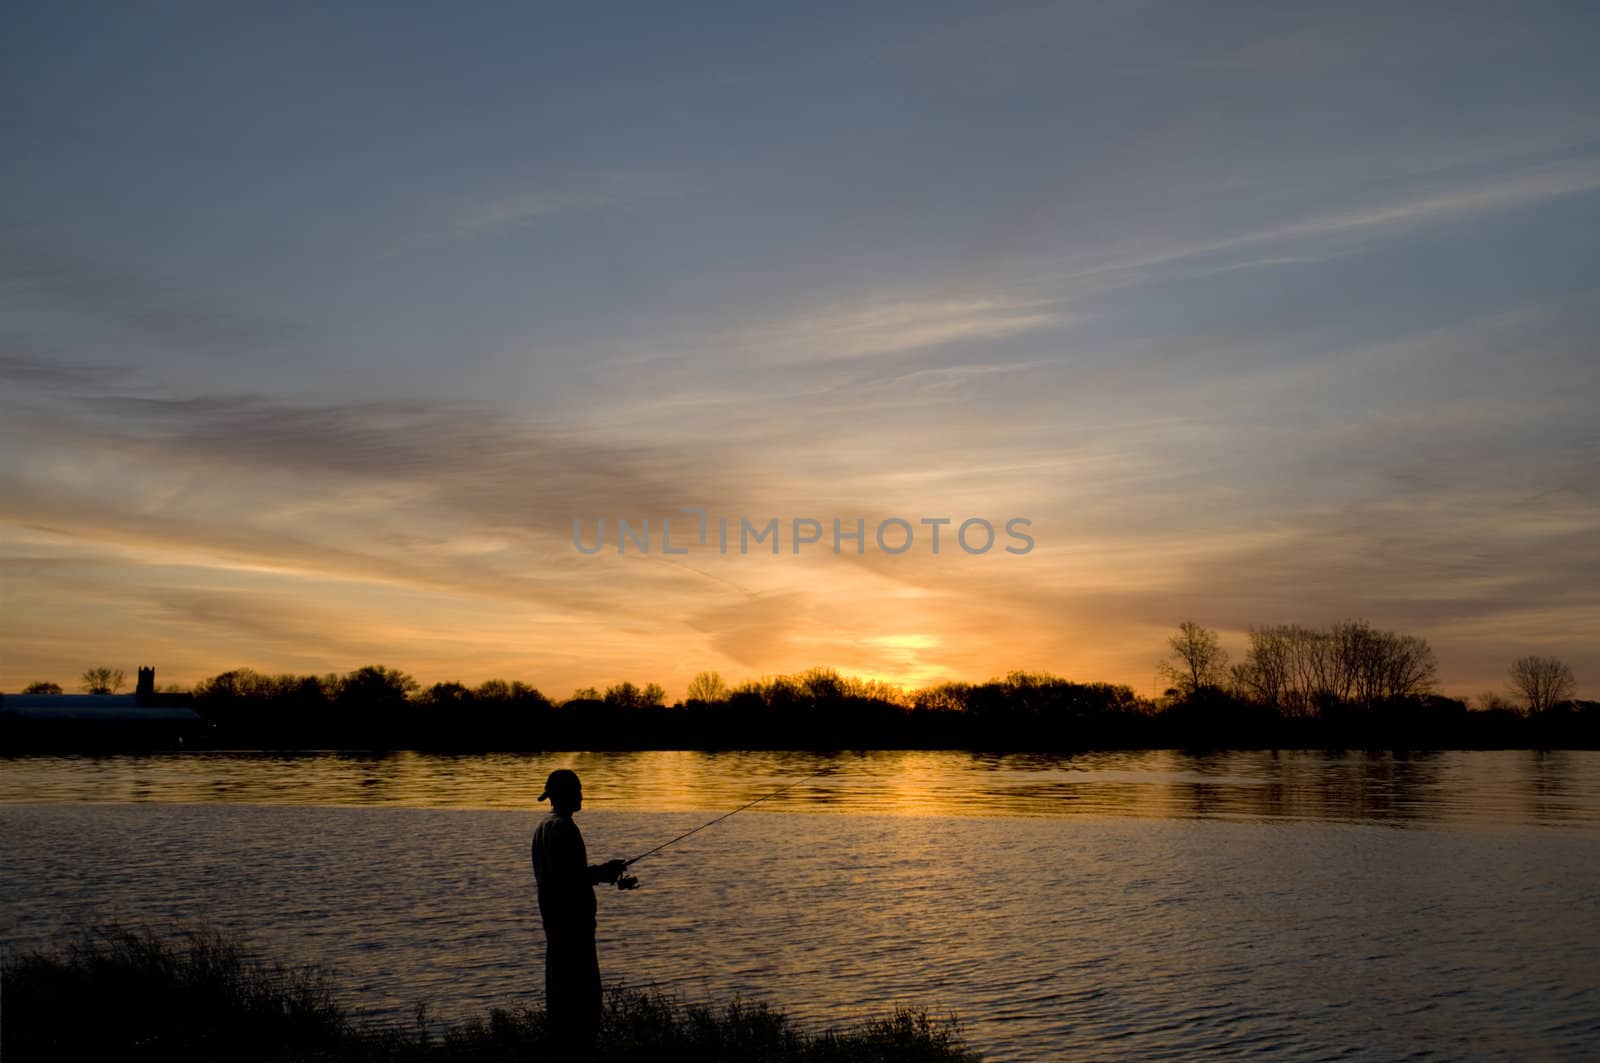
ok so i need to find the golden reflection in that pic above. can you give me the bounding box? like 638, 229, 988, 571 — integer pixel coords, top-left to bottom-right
1, 751, 1597, 828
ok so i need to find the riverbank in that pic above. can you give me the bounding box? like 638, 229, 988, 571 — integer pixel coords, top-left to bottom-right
0, 926, 979, 1062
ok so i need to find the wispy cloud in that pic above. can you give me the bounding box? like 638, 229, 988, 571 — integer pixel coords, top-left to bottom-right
1255, 162, 1600, 243
0, 238, 303, 358
1187, 252, 1358, 277
0, 349, 124, 390
721, 295, 1073, 363
449, 173, 665, 236
1066, 157, 1600, 282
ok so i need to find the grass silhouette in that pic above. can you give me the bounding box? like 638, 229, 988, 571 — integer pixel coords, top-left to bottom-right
1, 925, 980, 1061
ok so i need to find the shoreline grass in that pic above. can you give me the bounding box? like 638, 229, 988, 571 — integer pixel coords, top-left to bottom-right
1, 926, 981, 1061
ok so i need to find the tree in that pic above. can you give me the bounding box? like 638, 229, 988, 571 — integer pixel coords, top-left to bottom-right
1234, 626, 1293, 709
1508, 655, 1576, 714
1159, 621, 1229, 698
1232, 620, 1437, 715
912, 682, 972, 713
1371, 631, 1437, 701
22, 681, 63, 695
799, 667, 846, 700
1475, 690, 1517, 713
421, 681, 473, 707
334, 665, 418, 708
80, 667, 125, 694
194, 668, 266, 699
600, 681, 666, 709
685, 671, 727, 703
476, 679, 513, 701
1332, 619, 1438, 708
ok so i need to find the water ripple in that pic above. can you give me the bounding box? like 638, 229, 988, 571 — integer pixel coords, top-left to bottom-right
1, 752, 1597, 1060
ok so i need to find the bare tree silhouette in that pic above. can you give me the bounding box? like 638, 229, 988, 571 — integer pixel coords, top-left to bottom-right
1508, 655, 1576, 714
1159, 621, 1229, 697
1235, 621, 1436, 715
80, 667, 125, 695
686, 671, 728, 703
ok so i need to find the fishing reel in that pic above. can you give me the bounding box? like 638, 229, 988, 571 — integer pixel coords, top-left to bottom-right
616, 872, 640, 891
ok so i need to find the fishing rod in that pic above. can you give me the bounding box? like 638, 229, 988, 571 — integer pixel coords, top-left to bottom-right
612, 765, 834, 889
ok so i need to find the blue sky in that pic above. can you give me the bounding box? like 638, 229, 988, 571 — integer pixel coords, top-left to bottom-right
3, 1, 1597, 697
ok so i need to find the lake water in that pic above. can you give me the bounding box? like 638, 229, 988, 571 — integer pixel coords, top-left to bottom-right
1, 750, 1597, 1061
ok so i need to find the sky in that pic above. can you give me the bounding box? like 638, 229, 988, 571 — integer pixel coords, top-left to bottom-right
2, 1, 1597, 700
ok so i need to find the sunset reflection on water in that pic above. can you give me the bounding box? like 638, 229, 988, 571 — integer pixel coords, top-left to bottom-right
3, 750, 1598, 1061
3, 749, 1596, 828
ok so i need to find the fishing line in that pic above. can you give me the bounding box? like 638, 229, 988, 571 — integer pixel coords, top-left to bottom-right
613, 764, 834, 888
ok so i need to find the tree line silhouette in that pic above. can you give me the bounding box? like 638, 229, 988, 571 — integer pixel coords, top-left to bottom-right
7, 620, 1594, 750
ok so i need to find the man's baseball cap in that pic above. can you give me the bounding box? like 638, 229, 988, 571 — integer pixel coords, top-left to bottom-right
538, 768, 580, 801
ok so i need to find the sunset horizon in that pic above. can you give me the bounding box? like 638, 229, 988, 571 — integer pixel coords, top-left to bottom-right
5, 5, 1596, 709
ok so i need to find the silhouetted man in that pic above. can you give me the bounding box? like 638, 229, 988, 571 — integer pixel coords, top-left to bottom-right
530, 768, 627, 1056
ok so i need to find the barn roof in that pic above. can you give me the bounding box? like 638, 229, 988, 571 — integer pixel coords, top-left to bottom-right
0, 694, 201, 722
